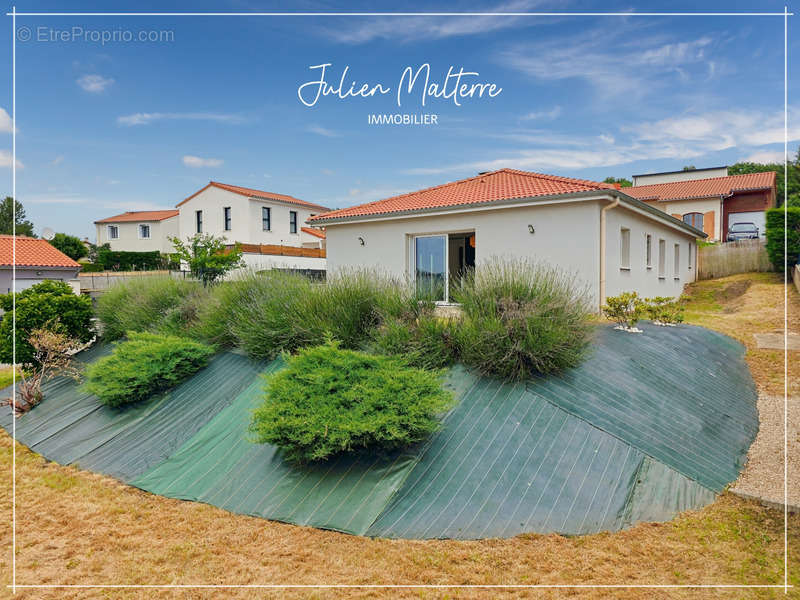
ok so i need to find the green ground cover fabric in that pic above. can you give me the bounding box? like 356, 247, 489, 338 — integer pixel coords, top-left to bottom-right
0, 347, 263, 481
0, 323, 757, 539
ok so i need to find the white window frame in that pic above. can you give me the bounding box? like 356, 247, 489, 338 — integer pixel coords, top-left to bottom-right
289, 210, 298, 234
619, 227, 631, 270
688, 242, 693, 269
262, 206, 271, 231
107, 224, 119, 240
658, 238, 666, 278
223, 207, 232, 231
645, 234, 652, 269
195, 210, 203, 234
138, 223, 151, 239
674, 243, 680, 279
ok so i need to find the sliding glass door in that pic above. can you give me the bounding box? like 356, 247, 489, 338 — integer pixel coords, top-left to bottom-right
414, 235, 447, 302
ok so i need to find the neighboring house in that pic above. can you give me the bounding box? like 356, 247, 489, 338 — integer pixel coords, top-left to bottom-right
625, 168, 777, 241
0, 235, 81, 294
301, 226, 326, 249
176, 182, 329, 247
95, 210, 179, 254
309, 168, 706, 308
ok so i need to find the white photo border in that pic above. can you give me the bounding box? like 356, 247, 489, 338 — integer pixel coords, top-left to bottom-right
6, 5, 795, 595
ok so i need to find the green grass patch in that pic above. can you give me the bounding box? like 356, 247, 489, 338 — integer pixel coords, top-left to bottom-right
249, 342, 453, 463
85, 332, 214, 407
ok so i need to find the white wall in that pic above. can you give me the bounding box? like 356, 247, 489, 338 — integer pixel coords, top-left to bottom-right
604, 205, 698, 301
0, 267, 81, 294
95, 217, 178, 253
178, 186, 321, 247
325, 198, 699, 308
633, 167, 728, 186
237, 253, 326, 273
325, 200, 601, 305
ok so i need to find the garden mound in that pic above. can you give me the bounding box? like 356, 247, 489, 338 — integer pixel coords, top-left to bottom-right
0, 324, 757, 539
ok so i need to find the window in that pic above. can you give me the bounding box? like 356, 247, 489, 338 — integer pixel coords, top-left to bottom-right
262, 207, 271, 231
195, 210, 203, 234
683, 212, 703, 230
138, 224, 151, 239
646, 234, 653, 268
658, 239, 666, 278
619, 227, 631, 269
688, 242, 693, 269
108, 225, 119, 240
289, 210, 298, 234
415, 235, 447, 302
223, 207, 231, 231
674, 244, 680, 278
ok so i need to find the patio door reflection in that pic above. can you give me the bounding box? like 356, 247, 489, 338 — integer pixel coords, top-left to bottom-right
415, 235, 447, 302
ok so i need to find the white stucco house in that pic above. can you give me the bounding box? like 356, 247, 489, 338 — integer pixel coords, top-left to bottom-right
309, 168, 706, 309
0, 235, 81, 295
93, 182, 330, 272
95, 210, 179, 254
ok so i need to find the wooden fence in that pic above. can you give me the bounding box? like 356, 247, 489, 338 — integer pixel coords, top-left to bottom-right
698, 240, 772, 280
229, 243, 326, 258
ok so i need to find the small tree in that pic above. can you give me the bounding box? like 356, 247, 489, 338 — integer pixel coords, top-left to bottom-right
602, 292, 645, 331
50, 233, 88, 261
169, 234, 244, 286
765, 206, 800, 271
8, 326, 82, 414
645, 296, 686, 326
0, 196, 35, 237
0, 280, 94, 366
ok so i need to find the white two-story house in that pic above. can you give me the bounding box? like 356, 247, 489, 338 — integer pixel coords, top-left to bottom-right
175, 181, 328, 247
95, 210, 180, 253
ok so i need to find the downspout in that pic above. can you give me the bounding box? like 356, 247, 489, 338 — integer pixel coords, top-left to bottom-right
599, 196, 620, 309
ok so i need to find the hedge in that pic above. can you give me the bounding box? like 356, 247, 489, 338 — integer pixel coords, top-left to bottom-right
765, 206, 800, 271
97, 249, 163, 271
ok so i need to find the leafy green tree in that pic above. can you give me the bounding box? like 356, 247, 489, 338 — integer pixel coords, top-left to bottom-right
49, 233, 88, 261
0, 196, 35, 236
169, 234, 244, 286
729, 148, 800, 206
682, 165, 697, 171
602, 176, 632, 188
0, 280, 94, 366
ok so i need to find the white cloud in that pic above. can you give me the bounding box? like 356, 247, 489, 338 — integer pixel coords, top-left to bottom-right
77, 74, 115, 93
321, 168, 335, 175
499, 31, 716, 98
182, 155, 223, 168
0, 108, 15, 133
740, 150, 787, 164
307, 124, 340, 138
320, 0, 549, 44
0, 150, 23, 169
50, 155, 64, 166
405, 107, 800, 175
521, 106, 561, 121
327, 186, 410, 207
24, 193, 86, 205
117, 112, 245, 126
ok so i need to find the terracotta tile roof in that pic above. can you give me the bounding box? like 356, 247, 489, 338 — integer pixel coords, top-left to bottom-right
178, 181, 330, 212
95, 209, 179, 224
301, 227, 326, 239
308, 169, 616, 222
0, 235, 80, 268
624, 172, 776, 202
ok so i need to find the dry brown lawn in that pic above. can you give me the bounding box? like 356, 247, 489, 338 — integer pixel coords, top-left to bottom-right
0, 273, 798, 599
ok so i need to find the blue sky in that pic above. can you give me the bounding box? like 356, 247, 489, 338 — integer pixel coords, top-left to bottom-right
1, 0, 798, 239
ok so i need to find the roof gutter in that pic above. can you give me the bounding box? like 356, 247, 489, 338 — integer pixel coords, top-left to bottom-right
599, 197, 620, 309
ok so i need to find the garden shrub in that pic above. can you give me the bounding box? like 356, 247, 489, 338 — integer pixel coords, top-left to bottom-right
371, 310, 459, 370
602, 291, 646, 330
0, 281, 94, 366
644, 296, 686, 325
765, 206, 800, 271
84, 331, 214, 407
452, 258, 593, 380
95, 276, 202, 340
229, 269, 416, 360
97, 249, 163, 271
80, 262, 104, 273
249, 342, 453, 463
